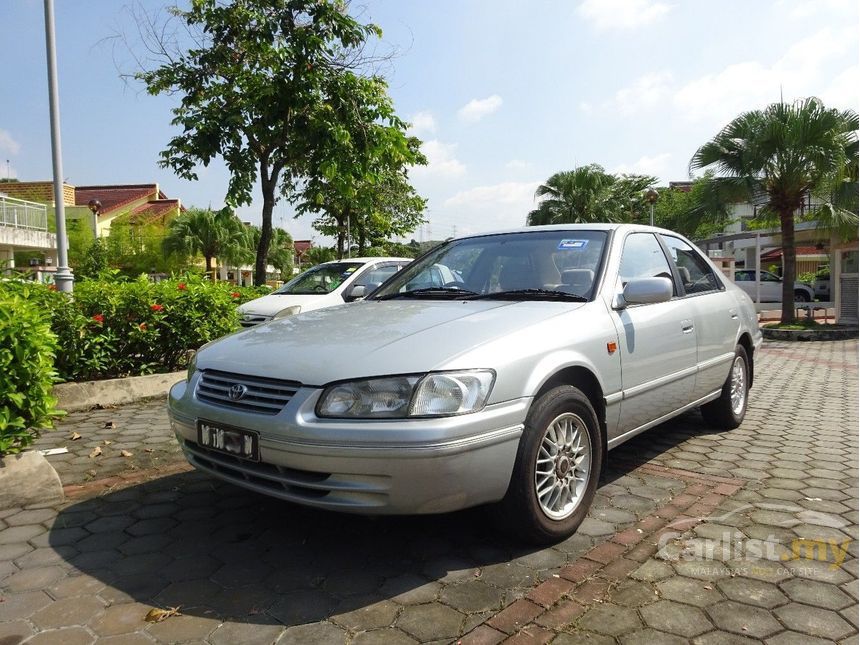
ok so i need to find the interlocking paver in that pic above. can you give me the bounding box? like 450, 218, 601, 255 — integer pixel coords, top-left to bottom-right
0, 339, 854, 643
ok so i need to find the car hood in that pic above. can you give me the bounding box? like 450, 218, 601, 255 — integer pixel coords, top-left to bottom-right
237, 293, 334, 316
199, 299, 584, 385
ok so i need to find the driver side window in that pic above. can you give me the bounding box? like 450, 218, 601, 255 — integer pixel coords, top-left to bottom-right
661, 235, 721, 294
619, 233, 675, 293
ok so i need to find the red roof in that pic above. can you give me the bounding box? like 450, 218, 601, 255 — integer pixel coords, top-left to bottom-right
760, 246, 824, 260
75, 184, 158, 215
294, 240, 313, 255
125, 199, 181, 225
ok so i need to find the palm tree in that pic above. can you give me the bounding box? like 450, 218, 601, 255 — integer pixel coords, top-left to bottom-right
163, 207, 248, 276
527, 165, 657, 225
691, 97, 858, 323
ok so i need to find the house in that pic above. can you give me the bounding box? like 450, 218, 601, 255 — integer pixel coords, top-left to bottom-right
0, 181, 183, 238
0, 191, 57, 278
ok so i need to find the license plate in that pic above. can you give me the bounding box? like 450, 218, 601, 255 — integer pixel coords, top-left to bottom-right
197, 420, 260, 461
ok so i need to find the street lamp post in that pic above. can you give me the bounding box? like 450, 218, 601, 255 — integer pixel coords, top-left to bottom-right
43, 0, 73, 292
645, 189, 659, 227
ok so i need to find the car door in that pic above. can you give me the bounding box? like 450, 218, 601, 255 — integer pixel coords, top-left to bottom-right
760, 271, 782, 301
661, 234, 738, 399
609, 232, 698, 438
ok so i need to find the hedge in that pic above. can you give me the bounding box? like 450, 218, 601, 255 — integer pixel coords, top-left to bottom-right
0, 275, 267, 382
0, 288, 63, 454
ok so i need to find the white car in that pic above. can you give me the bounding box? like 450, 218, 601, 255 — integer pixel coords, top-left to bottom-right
238, 257, 412, 326
734, 269, 814, 302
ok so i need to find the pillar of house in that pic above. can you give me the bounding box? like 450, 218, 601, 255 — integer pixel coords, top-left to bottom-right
744, 247, 757, 271
0, 247, 14, 273
219, 263, 228, 281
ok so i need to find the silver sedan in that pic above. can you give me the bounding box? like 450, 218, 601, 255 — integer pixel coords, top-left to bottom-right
168, 224, 761, 544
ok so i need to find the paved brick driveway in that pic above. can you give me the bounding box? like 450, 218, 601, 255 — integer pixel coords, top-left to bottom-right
2, 339, 857, 644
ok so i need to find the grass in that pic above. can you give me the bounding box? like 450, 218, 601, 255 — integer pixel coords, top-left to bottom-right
763, 318, 828, 330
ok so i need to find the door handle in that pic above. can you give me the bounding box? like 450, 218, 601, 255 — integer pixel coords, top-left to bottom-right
729, 308, 739, 320
681, 319, 694, 334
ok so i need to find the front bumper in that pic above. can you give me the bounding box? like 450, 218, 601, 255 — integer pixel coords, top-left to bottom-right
168, 378, 527, 514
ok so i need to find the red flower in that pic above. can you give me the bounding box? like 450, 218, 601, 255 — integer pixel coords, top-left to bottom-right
150, 304, 164, 312
92, 314, 105, 324
231, 292, 241, 299
139, 322, 148, 331
177, 283, 187, 291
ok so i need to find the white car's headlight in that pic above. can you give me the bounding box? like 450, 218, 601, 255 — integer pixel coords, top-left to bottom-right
273, 305, 302, 319
316, 370, 495, 419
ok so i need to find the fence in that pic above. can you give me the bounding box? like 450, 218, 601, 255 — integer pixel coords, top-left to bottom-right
0, 193, 48, 231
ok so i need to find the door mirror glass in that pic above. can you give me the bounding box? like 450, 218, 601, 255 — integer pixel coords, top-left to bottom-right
346, 284, 367, 300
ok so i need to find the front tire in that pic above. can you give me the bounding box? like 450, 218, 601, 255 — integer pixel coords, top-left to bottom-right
497, 386, 603, 545
701, 345, 749, 429
794, 290, 811, 302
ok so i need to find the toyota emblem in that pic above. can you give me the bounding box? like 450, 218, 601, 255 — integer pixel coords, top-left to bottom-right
228, 384, 248, 401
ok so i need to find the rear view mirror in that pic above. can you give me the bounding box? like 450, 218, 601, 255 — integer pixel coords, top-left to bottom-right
615, 277, 673, 308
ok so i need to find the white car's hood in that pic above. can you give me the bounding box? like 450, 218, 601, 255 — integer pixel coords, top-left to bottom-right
238, 293, 334, 316
199, 299, 583, 385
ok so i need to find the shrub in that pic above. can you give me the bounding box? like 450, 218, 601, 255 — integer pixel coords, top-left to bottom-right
0, 288, 63, 455
1, 275, 259, 382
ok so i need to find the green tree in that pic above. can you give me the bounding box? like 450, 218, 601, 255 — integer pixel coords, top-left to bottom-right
652, 175, 734, 239
295, 72, 427, 258
303, 246, 337, 267
526, 165, 657, 225
246, 226, 295, 279
135, 0, 385, 285
163, 207, 248, 276
691, 97, 858, 323
76, 239, 110, 280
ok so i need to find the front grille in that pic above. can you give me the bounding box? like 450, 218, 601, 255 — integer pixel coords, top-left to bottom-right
240, 314, 272, 327
196, 369, 300, 415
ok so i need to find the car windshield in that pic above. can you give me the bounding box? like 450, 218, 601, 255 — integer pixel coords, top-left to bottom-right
274, 262, 364, 295
371, 230, 608, 301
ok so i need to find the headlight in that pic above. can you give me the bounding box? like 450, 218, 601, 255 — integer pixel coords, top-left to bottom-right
186, 352, 198, 382
316, 370, 495, 419
274, 305, 302, 319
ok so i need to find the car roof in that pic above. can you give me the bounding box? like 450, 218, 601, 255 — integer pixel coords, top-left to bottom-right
320, 257, 413, 264
453, 223, 687, 241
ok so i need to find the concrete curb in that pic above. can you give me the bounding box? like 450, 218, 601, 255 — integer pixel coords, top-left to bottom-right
53, 371, 185, 413
0, 451, 64, 510
762, 325, 859, 342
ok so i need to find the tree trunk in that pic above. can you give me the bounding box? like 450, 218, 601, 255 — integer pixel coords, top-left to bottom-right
336, 228, 345, 259
255, 161, 279, 287
205, 255, 213, 278
780, 209, 797, 324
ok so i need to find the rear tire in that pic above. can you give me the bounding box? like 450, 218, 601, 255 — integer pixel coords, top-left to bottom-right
701, 345, 749, 430
496, 385, 603, 545
794, 290, 811, 302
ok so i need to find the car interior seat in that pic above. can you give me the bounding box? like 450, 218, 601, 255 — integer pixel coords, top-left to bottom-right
560, 269, 595, 295
498, 261, 534, 291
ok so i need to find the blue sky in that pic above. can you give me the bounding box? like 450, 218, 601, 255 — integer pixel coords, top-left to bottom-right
1, 0, 857, 243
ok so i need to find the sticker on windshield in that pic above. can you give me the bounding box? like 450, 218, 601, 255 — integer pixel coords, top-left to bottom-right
342, 267, 358, 275
558, 239, 588, 250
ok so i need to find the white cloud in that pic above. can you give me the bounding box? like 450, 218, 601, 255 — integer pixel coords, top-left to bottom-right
445, 181, 540, 208
457, 95, 503, 123
505, 159, 531, 170
0, 129, 21, 156
408, 111, 436, 136
673, 27, 858, 124
613, 153, 672, 178
577, 0, 673, 31
412, 140, 466, 178
820, 65, 860, 110
776, 0, 856, 20
579, 100, 594, 115
614, 71, 673, 114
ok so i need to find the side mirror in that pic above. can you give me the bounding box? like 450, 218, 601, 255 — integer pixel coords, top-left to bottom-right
615, 277, 673, 309
346, 284, 366, 301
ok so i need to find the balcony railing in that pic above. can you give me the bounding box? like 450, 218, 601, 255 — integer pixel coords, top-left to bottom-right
0, 193, 48, 231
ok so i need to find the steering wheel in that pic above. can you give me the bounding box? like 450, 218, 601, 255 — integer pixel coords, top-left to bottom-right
313, 285, 327, 294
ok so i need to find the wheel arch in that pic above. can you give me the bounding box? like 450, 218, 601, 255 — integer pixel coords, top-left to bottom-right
533, 366, 607, 458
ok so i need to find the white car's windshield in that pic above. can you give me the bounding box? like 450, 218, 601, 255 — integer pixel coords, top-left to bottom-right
274, 262, 364, 295
372, 230, 608, 301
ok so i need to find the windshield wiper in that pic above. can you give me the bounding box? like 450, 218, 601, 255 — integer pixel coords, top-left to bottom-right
375, 287, 479, 300
471, 289, 589, 302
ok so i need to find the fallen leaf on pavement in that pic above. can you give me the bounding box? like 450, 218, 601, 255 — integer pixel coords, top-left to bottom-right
69, 432, 81, 441
121, 450, 133, 458
144, 606, 182, 623
103, 440, 113, 446
145, 448, 154, 453
89, 446, 102, 458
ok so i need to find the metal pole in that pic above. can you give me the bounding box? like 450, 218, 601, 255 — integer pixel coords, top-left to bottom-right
43, 0, 73, 292
649, 202, 654, 227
